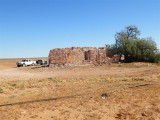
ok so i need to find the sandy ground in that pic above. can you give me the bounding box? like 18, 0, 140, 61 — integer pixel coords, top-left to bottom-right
0, 59, 160, 120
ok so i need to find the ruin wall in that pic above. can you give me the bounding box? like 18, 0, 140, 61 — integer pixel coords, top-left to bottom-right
48, 47, 118, 67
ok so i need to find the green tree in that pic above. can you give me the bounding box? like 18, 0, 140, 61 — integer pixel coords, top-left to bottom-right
154, 52, 160, 63
136, 38, 157, 62
115, 25, 140, 62
106, 25, 159, 63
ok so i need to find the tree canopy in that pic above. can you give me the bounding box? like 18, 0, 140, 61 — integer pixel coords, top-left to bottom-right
106, 25, 160, 63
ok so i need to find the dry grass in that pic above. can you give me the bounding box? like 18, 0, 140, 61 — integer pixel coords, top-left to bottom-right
0, 59, 18, 69
0, 60, 160, 120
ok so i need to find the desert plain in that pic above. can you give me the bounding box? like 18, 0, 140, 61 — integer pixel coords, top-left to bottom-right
0, 59, 160, 120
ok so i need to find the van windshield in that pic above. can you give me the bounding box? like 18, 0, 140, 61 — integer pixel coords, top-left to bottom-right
22, 60, 26, 62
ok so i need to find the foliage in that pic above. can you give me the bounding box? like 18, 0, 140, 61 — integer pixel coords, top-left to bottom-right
106, 25, 159, 63
154, 52, 160, 63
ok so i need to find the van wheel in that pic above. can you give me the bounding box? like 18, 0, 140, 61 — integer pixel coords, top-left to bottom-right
23, 64, 26, 67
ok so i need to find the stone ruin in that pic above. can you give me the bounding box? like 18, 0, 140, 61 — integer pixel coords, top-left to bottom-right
48, 47, 120, 67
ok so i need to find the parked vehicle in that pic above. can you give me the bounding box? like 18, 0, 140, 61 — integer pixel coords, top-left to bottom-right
16, 59, 36, 67
36, 60, 43, 65
36, 60, 48, 65
42, 60, 48, 65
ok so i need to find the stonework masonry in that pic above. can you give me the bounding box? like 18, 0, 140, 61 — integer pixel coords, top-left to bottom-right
48, 47, 119, 67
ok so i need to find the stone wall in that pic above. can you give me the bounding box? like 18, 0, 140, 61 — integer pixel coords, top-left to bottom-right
48, 47, 119, 67
49, 47, 84, 67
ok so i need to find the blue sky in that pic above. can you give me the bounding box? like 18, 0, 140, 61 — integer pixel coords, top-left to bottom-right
0, 0, 160, 58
